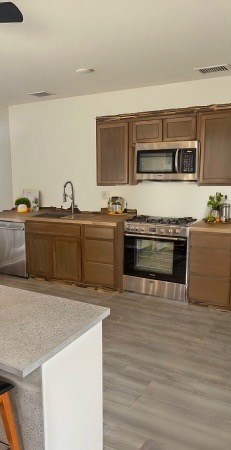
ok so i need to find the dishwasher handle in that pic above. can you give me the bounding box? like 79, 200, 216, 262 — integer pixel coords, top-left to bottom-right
0, 226, 25, 231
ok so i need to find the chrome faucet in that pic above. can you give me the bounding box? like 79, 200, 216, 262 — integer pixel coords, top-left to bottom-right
63, 181, 75, 216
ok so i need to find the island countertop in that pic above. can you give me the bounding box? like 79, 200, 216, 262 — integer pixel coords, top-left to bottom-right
0, 285, 109, 378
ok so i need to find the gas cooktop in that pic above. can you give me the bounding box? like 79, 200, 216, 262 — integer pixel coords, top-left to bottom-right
127, 216, 197, 226
124, 216, 197, 237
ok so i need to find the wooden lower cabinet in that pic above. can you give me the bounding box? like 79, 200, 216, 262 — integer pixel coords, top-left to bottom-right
53, 237, 81, 281
26, 222, 82, 282
83, 225, 115, 288
188, 231, 231, 308
26, 233, 53, 278
26, 220, 124, 290
83, 224, 124, 290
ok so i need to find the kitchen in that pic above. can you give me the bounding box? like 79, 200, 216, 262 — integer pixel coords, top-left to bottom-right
1, 1, 231, 449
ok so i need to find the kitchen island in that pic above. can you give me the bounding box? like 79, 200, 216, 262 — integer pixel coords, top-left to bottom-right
0, 285, 109, 449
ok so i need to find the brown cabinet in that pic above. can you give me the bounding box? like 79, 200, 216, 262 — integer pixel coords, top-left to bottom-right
26, 233, 53, 278
83, 225, 115, 288
188, 231, 231, 308
53, 237, 81, 281
199, 111, 231, 185
132, 119, 162, 143
83, 223, 124, 290
132, 115, 196, 143
163, 116, 196, 141
26, 219, 124, 291
96, 121, 129, 185
26, 221, 81, 282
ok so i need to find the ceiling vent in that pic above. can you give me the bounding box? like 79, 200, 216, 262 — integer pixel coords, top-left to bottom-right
194, 64, 230, 74
28, 91, 56, 97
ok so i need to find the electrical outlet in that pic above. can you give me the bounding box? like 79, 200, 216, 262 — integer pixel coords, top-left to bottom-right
102, 191, 110, 200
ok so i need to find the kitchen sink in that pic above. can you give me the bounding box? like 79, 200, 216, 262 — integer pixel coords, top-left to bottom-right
37, 212, 72, 219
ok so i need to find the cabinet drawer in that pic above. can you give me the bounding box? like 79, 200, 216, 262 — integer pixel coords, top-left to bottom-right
84, 240, 114, 264
189, 275, 230, 307
189, 247, 231, 277
84, 262, 114, 287
26, 221, 81, 237
190, 232, 231, 249
84, 226, 114, 240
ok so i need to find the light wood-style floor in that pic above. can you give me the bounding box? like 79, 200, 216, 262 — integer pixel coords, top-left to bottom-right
1, 275, 231, 450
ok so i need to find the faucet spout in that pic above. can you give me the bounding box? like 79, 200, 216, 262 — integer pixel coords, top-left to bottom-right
63, 180, 75, 216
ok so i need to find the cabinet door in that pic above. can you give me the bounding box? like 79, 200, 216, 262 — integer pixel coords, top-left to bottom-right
97, 122, 129, 185
163, 116, 196, 141
199, 112, 231, 185
53, 237, 81, 281
132, 119, 162, 143
188, 274, 230, 307
26, 233, 53, 277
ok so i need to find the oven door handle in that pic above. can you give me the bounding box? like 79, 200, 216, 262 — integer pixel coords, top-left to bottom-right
175, 148, 180, 173
125, 233, 186, 241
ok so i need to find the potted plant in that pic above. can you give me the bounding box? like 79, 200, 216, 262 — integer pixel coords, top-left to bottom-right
206, 192, 223, 222
15, 197, 31, 212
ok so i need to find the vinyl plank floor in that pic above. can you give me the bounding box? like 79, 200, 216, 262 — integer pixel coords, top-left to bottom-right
1, 274, 231, 449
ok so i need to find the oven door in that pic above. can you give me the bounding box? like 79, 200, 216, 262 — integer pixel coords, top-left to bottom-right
124, 234, 187, 284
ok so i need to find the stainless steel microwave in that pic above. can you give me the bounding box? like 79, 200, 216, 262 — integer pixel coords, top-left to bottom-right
135, 141, 199, 181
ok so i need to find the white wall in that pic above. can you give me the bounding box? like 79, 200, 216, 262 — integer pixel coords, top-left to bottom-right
9, 76, 231, 219
0, 107, 13, 211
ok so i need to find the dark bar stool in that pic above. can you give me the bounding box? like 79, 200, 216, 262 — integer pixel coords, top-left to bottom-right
0, 378, 21, 450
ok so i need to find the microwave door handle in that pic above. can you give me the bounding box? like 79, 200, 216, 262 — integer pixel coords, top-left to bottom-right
175, 148, 180, 173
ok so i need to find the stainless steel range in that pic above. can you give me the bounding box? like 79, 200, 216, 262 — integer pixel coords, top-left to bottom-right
123, 216, 197, 301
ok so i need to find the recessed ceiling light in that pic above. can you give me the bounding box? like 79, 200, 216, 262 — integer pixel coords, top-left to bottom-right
76, 68, 94, 74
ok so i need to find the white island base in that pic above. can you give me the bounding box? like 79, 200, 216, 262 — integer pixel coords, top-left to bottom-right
0, 286, 109, 450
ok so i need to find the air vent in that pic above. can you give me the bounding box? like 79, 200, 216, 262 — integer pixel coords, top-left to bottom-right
194, 64, 230, 74
28, 91, 56, 97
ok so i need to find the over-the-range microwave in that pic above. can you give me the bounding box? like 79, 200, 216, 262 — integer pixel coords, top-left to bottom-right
135, 140, 200, 181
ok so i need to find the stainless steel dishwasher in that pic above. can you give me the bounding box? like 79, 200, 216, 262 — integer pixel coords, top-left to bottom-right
0, 221, 27, 277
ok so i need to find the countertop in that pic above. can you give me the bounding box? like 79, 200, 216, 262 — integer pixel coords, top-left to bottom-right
190, 220, 231, 233
0, 285, 109, 378
0, 209, 134, 226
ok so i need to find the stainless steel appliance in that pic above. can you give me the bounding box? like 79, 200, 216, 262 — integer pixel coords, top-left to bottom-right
124, 216, 197, 301
0, 221, 27, 277
219, 197, 230, 222
135, 141, 199, 182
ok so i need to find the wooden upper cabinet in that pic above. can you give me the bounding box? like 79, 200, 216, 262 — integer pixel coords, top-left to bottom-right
163, 116, 196, 141
97, 121, 129, 185
199, 111, 231, 185
132, 119, 162, 143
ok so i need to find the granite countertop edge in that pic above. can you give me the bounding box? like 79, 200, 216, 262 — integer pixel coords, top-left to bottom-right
1, 308, 110, 379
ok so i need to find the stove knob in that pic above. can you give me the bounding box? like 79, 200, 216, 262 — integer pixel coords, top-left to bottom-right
175, 229, 180, 234
135, 227, 139, 231
130, 227, 135, 231
168, 229, 173, 234
161, 228, 165, 233
141, 228, 145, 232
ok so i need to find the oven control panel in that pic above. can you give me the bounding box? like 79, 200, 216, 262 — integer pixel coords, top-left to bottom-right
124, 222, 188, 237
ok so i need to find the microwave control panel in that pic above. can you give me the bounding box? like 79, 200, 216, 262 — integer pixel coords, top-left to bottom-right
181, 149, 196, 173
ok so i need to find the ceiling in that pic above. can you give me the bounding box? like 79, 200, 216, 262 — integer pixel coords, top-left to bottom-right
1, 0, 231, 106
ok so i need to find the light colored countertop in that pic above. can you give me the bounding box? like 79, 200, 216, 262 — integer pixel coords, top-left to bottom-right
0, 210, 133, 226
0, 285, 109, 378
190, 220, 231, 233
